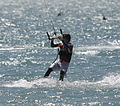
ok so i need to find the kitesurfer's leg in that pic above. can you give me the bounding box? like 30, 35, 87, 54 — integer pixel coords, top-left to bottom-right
44, 68, 53, 77
59, 70, 65, 81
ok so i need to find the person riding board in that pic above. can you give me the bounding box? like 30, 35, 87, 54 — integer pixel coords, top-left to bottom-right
44, 33, 73, 81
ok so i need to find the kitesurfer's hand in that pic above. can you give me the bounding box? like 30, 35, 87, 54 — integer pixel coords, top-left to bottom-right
50, 37, 55, 40
58, 35, 63, 40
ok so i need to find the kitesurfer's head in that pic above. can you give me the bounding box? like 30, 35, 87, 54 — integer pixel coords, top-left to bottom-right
63, 33, 71, 43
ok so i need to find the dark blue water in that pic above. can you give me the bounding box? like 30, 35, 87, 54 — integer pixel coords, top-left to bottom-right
0, 0, 120, 105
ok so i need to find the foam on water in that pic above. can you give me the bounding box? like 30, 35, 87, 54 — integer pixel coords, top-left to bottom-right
2, 78, 58, 88
97, 74, 120, 88
2, 73, 120, 89
3, 79, 33, 88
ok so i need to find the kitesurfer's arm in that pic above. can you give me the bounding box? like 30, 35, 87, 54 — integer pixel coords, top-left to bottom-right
50, 38, 60, 47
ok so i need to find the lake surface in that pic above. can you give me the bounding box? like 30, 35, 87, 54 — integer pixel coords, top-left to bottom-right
0, 0, 120, 105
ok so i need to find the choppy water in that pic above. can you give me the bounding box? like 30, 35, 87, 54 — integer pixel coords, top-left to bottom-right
0, 0, 120, 105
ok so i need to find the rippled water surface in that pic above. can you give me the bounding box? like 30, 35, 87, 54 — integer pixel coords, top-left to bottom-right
0, 0, 120, 105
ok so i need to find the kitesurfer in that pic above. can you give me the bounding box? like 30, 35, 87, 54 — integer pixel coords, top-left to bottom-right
44, 33, 73, 81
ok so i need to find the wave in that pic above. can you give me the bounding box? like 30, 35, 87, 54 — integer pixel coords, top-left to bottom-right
2, 74, 120, 89
0, 45, 55, 51
0, 74, 4, 78
74, 45, 120, 56
0, 47, 25, 51
75, 45, 120, 51
74, 50, 99, 56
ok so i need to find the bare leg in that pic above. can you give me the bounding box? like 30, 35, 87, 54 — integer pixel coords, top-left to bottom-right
59, 70, 65, 81
44, 68, 53, 77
